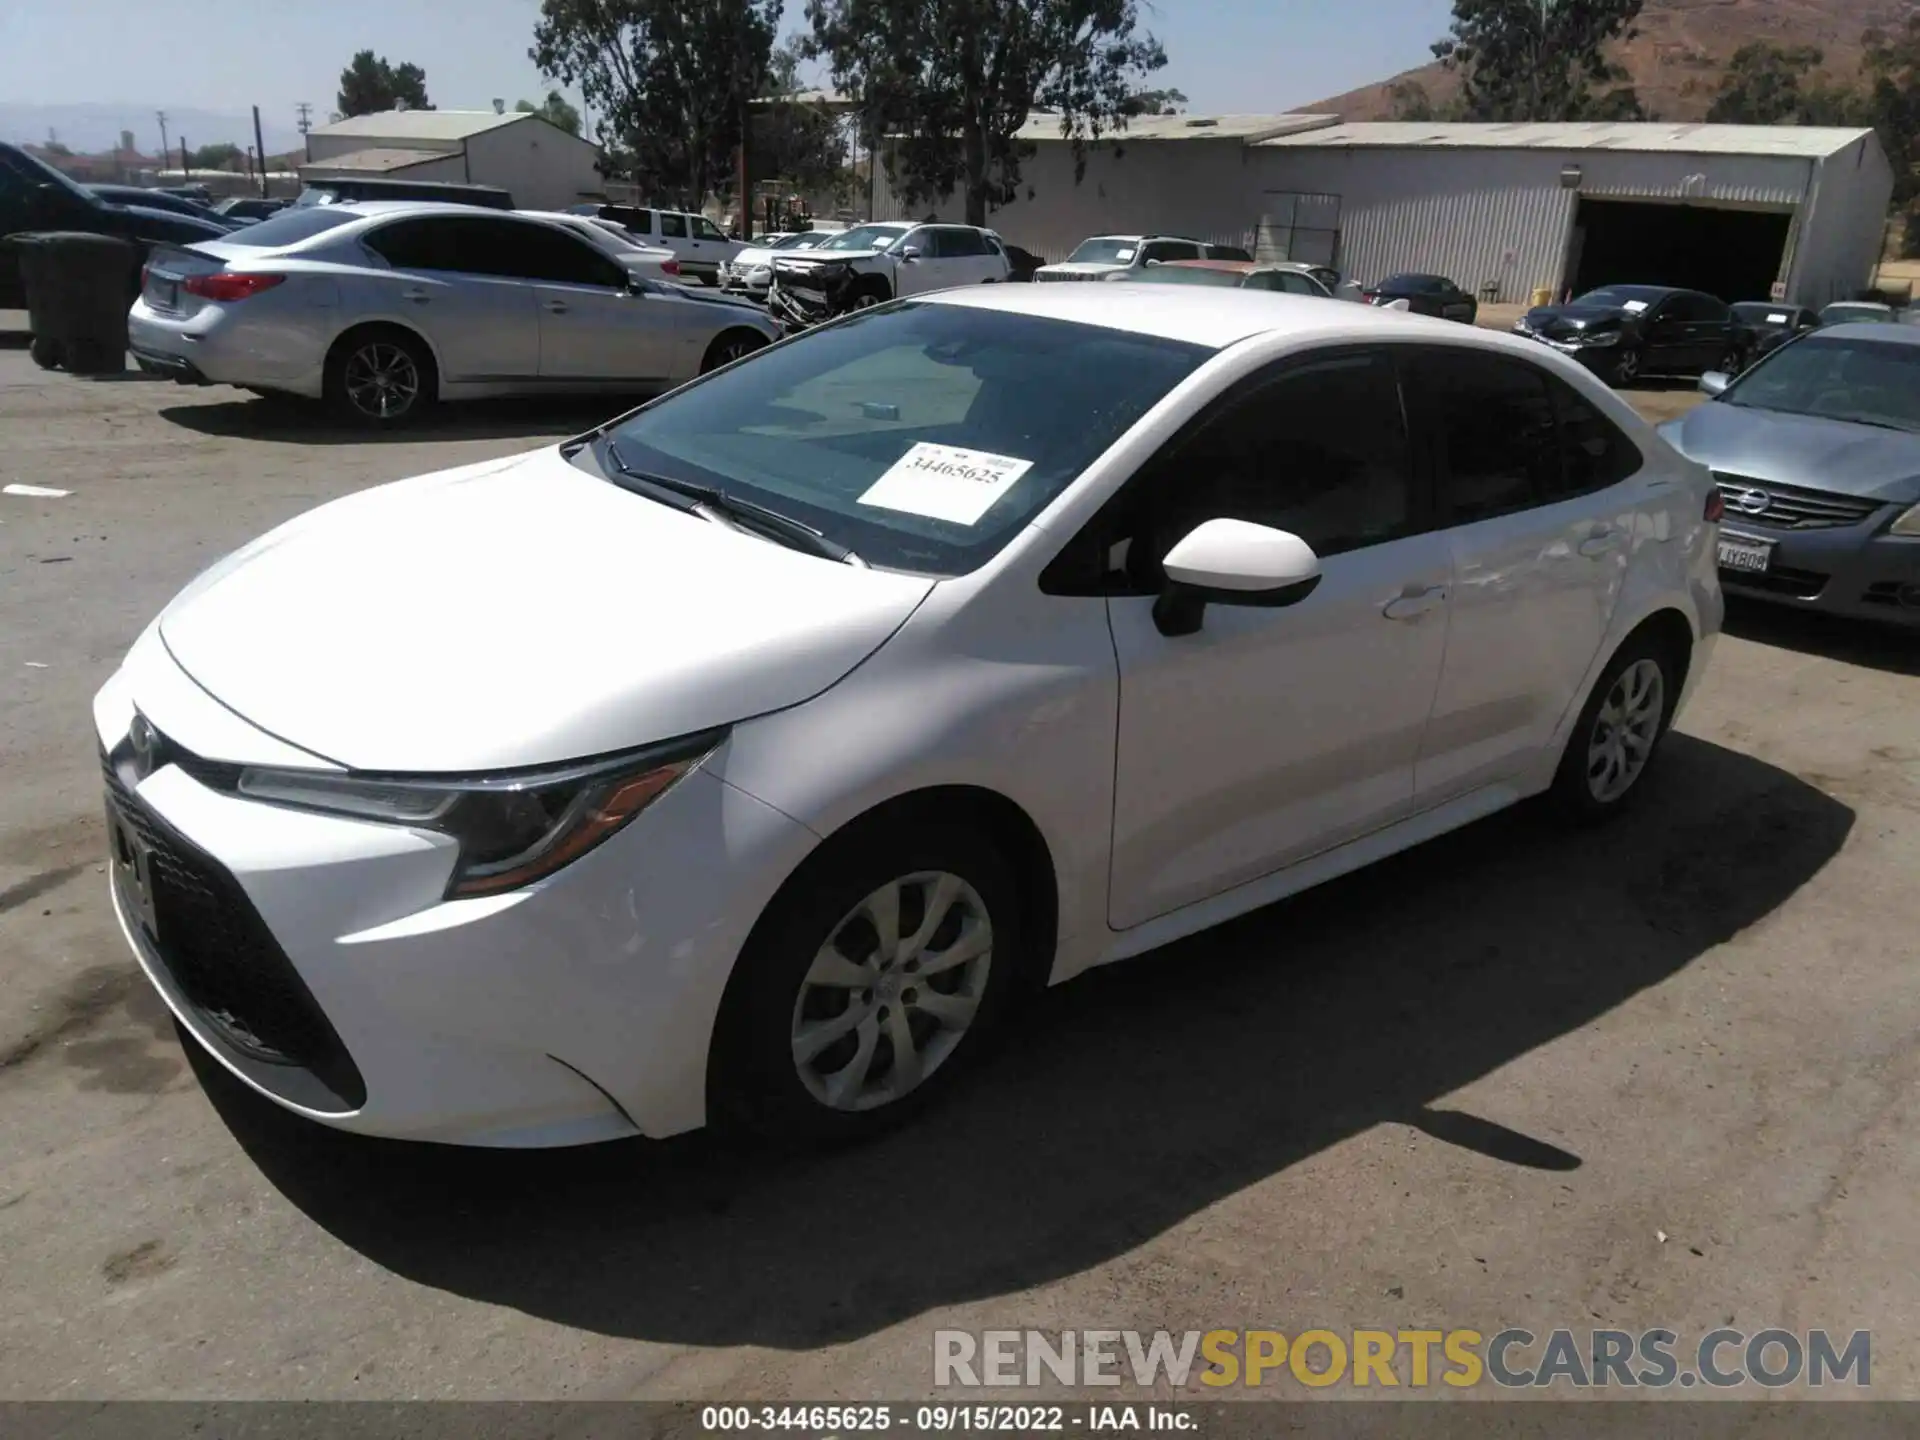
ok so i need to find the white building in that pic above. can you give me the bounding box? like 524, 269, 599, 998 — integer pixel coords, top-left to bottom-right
302, 109, 603, 211
876, 116, 1894, 308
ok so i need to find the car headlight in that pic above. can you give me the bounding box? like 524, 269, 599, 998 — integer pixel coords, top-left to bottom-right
231, 731, 724, 898
1892, 502, 1920, 537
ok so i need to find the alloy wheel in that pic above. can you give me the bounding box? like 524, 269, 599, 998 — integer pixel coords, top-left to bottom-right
1614, 349, 1641, 384
713, 335, 758, 367
1719, 348, 1744, 374
790, 871, 994, 1112
343, 342, 421, 421
1586, 658, 1665, 804
849, 292, 882, 311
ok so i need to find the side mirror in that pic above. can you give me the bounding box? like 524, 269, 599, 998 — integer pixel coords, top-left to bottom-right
1152, 518, 1322, 638
898, 244, 921, 261
1698, 370, 1732, 397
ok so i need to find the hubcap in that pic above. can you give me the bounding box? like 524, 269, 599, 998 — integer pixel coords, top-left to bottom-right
850, 293, 881, 310
1587, 658, 1665, 803
343, 342, 420, 419
790, 871, 993, 1112
1616, 351, 1640, 381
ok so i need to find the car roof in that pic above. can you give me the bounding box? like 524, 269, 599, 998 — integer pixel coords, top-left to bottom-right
920, 281, 1536, 351
1813, 320, 1920, 344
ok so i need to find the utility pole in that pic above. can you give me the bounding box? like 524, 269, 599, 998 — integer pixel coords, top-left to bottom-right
179, 137, 190, 180
295, 102, 313, 136
252, 105, 270, 196
156, 110, 169, 166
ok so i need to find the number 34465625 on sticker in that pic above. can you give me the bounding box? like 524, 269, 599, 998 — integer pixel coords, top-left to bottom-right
857, 442, 1035, 526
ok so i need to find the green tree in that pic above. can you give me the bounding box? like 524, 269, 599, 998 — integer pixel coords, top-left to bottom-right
516, 90, 584, 135
1433, 0, 1644, 123
1121, 86, 1187, 117
1862, 18, 1920, 255
189, 142, 244, 170
532, 0, 781, 208
804, 0, 1169, 228
336, 50, 433, 117
751, 38, 852, 196
1706, 43, 1852, 125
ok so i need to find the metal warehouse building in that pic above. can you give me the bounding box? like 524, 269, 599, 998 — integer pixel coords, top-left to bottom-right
302, 108, 604, 211
877, 116, 1894, 307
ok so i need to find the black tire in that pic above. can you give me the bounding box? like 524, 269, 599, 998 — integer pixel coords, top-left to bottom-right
1610, 346, 1644, 388
847, 278, 891, 310
29, 336, 63, 371
709, 816, 1028, 1147
700, 328, 768, 374
1548, 633, 1682, 823
1717, 345, 1747, 376
324, 325, 435, 427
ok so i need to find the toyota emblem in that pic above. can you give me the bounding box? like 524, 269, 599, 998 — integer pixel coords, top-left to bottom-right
1724, 486, 1771, 516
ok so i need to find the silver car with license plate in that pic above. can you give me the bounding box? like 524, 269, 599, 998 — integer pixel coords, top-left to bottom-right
128, 202, 781, 426
1660, 322, 1920, 625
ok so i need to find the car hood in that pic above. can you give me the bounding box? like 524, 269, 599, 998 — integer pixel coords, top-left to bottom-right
1524, 303, 1631, 334
1034, 262, 1125, 277
731, 246, 786, 268
778, 249, 889, 265
1661, 400, 1920, 501
156, 448, 935, 772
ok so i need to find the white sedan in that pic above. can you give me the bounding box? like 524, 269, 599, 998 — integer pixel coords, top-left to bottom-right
517, 209, 683, 283
97, 285, 1722, 1147
719, 229, 835, 298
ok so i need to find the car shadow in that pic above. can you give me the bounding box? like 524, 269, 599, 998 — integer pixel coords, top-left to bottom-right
157, 393, 640, 445
1724, 597, 1920, 678
191, 735, 1850, 1349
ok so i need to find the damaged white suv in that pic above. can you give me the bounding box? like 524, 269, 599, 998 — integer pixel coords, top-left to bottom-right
769, 221, 1010, 326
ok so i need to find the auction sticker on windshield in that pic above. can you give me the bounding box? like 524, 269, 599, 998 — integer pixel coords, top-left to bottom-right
1623, 300, 1650, 314
858, 442, 1034, 525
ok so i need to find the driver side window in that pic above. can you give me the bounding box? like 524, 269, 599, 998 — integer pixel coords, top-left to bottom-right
1116, 351, 1418, 591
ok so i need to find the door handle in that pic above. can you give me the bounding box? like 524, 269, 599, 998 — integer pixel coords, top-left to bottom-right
544, 299, 569, 314
1578, 528, 1623, 558
400, 289, 430, 305
1382, 585, 1448, 621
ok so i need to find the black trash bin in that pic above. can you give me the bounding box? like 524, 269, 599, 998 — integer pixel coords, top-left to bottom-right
8, 231, 136, 375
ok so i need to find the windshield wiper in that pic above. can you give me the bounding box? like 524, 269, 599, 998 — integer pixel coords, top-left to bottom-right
603, 440, 864, 566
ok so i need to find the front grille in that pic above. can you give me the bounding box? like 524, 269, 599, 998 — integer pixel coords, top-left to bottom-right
1035, 271, 1098, 283
1710, 473, 1883, 531
1721, 563, 1829, 600
102, 747, 366, 1108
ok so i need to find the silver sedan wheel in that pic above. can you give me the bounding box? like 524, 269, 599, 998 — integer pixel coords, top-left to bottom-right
709, 334, 760, 368
1587, 658, 1664, 804
343, 341, 421, 420
790, 871, 993, 1112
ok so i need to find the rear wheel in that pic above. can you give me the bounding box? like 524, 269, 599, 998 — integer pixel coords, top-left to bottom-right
1717, 344, 1747, 376
1549, 635, 1680, 822
29, 336, 63, 371
1610, 346, 1643, 387
325, 327, 435, 427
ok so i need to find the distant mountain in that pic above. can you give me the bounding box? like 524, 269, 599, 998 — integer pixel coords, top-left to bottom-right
0, 102, 304, 158
1304, 0, 1912, 122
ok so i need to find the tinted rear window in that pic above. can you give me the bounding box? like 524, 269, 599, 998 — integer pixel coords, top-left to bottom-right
215, 208, 363, 247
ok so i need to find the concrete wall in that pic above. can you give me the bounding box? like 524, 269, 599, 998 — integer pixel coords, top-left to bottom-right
465, 121, 604, 210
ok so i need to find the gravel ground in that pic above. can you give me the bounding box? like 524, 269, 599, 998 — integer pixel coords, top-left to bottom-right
3, 332, 1918, 1402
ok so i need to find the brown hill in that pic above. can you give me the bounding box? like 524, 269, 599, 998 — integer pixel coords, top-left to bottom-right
1304, 0, 1914, 122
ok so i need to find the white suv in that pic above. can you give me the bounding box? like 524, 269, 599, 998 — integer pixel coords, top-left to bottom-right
1035, 235, 1252, 283
566, 204, 743, 284
768, 221, 1011, 324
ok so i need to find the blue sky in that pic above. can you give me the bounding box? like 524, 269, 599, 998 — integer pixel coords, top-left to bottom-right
0, 0, 1455, 152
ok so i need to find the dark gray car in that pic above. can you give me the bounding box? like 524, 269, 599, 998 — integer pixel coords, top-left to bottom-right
1658, 323, 1920, 625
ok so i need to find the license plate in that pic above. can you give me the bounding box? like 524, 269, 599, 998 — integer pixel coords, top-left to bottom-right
106, 800, 161, 941
1717, 534, 1773, 574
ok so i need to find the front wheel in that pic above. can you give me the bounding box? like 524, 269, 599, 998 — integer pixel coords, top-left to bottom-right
709, 820, 1026, 1146
700, 328, 768, 373
1717, 345, 1747, 376
1549, 636, 1680, 823
1609, 346, 1644, 387
29, 336, 63, 370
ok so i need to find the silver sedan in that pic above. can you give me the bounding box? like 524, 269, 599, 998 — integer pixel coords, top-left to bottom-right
128, 201, 782, 425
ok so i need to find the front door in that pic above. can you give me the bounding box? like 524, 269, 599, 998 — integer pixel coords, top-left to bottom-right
1106, 349, 1453, 929
477, 219, 670, 382
1401, 348, 1632, 802
354, 216, 540, 382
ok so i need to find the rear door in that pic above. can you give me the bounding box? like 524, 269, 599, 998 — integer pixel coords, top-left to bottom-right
1404, 348, 1635, 803
356, 216, 539, 382
1685, 292, 1737, 370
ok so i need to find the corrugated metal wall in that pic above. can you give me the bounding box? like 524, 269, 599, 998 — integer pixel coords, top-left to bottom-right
1787, 134, 1897, 307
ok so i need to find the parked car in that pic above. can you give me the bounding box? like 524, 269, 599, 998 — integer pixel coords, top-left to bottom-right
0, 141, 231, 307
997, 241, 1046, 282
517, 209, 681, 282
1731, 302, 1819, 361
127, 202, 780, 425
1661, 323, 1920, 625
1515, 285, 1749, 387
86, 184, 234, 226
1363, 274, 1479, 323
216, 197, 290, 223
767, 221, 1010, 326
565, 204, 742, 284
1131, 259, 1364, 301
96, 284, 1720, 1148
295, 178, 514, 210
1033, 234, 1252, 283
718, 229, 834, 298
1818, 300, 1899, 327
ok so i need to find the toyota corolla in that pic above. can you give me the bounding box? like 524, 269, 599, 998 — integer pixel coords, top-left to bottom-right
97, 286, 1722, 1148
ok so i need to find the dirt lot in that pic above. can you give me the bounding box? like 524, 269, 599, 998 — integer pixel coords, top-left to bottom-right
3, 334, 1919, 1402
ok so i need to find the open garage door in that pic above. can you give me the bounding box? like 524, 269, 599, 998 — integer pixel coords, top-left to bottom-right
1569, 198, 1792, 304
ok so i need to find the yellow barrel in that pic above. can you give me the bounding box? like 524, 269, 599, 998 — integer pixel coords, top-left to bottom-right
1531, 286, 1554, 307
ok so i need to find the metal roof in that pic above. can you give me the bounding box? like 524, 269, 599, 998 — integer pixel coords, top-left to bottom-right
1016, 111, 1339, 143
1255, 121, 1877, 159
298, 147, 448, 175
308, 110, 537, 142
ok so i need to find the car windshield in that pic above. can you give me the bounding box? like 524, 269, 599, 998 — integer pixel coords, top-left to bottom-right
1574, 286, 1668, 309
1125, 265, 1244, 288
1066, 238, 1141, 265
595, 303, 1208, 576
774, 231, 828, 250
821, 224, 907, 252
213, 207, 362, 247
1821, 304, 1895, 324
1722, 335, 1920, 433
